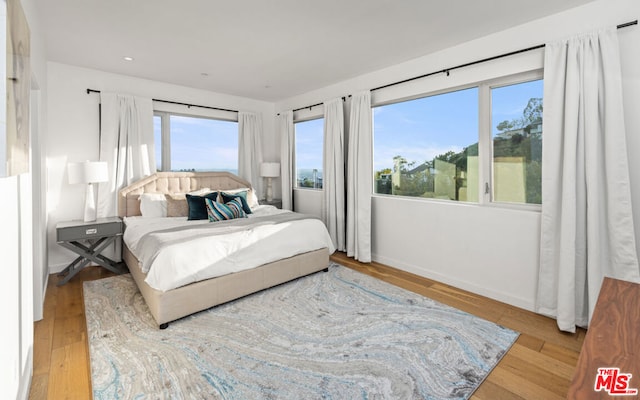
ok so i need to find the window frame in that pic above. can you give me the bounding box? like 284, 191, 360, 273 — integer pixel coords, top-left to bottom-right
154, 111, 239, 173
293, 115, 325, 191
484, 70, 543, 211
372, 69, 543, 211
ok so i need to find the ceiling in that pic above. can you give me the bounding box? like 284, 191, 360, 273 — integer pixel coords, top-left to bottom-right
37, 0, 598, 102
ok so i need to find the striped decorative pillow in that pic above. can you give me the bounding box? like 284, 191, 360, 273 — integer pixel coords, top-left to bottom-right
220, 191, 252, 214
205, 198, 246, 222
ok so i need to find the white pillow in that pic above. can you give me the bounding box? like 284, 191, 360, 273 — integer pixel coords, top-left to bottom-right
247, 189, 259, 209
187, 187, 212, 196
169, 188, 215, 201
139, 193, 168, 218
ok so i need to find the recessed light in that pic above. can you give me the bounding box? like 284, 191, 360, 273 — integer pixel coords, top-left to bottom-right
123, 56, 134, 61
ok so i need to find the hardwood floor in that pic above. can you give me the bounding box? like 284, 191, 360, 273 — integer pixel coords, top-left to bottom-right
30, 266, 116, 400
30, 253, 585, 399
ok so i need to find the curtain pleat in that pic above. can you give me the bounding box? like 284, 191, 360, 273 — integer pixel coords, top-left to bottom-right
346, 91, 372, 262
322, 98, 346, 251
238, 112, 264, 199
278, 111, 294, 211
536, 27, 640, 332
97, 92, 155, 219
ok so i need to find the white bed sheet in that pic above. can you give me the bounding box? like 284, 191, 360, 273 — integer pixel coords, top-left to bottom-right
123, 206, 335, 292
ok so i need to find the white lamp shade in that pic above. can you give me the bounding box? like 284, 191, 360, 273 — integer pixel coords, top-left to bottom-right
260, 162, 280, 178
68, 161, 109, 184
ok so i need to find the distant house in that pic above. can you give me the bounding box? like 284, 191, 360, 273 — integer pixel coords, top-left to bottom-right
495, 119, 542, 139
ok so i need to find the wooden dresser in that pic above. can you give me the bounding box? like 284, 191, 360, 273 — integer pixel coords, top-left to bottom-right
568, 277, 640, 399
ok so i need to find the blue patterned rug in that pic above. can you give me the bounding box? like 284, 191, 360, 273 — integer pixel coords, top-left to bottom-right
83, 263, 518, 399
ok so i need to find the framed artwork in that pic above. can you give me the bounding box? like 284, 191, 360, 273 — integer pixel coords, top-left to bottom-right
1, 0, 30, 177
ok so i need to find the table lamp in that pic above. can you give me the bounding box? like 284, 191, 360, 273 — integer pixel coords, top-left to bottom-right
68, 161, 109, 222
260, 162, 280, 202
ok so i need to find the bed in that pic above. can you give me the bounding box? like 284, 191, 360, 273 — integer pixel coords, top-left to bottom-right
118, 171, 334, 328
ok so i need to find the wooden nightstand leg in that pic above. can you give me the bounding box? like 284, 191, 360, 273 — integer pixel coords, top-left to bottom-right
56, 255, 92, 286
71, 236, 122, 271
57, 236, 123, 285
58, 236, 107, 273
58, 254, 87, 276
80, 236, 124, 274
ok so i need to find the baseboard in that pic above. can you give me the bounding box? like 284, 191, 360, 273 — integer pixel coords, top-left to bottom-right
49, 262, 69, 274
371, 252, 535, 312
17, 348, 33, 400
50, 255, 123, 275
34, 274, 50, 321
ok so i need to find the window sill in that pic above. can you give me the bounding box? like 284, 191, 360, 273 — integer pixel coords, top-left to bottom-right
371, 193, 541, 212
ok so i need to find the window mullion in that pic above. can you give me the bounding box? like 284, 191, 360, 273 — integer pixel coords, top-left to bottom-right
162, 113, 171, 171
478, 84, 492, 204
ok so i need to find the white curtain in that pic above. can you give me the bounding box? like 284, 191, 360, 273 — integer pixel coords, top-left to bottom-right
346, 91, 372, 262
238, 111, 264, 199
537, 27, 640, 332
322, 98, 346, 251
278, 111, 294, 210
97, 93, 155, 218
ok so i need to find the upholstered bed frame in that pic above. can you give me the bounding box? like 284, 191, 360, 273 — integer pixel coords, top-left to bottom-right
118, 171, 329, 328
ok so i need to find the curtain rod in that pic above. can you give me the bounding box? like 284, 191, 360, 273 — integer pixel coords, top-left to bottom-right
86, 88, 239, 113
293, 95, 350, 113
277, 95, 350, 116
371, 19, 637, 92
281, 20, 636, 115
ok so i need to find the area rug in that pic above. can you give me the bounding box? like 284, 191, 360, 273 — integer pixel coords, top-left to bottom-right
83, 263, 518, 399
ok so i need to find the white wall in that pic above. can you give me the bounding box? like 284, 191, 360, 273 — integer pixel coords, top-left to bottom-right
0, 0, 48, 398
46, 62, 276, 271
275, 0, 640, 311
293, 189, 322, 218
22, 0, 47, 326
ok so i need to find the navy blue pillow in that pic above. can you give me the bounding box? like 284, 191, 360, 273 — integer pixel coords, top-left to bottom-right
186, 192, 219, 220
220, 191, 253, 214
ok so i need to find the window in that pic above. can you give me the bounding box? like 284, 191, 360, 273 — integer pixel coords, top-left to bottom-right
154, 113, 238, 173
491, 80, 543, 204
374, 87, 479, 201
373, 73, 543, 206
295, 118, 324, 189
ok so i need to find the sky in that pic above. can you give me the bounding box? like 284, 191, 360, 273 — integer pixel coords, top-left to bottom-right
154, 115, 238, 172
373, 79, 543, 172
373, 87, 478, 172
295, 118, 324, 170
491, 79, 543, 135
152, 79, 542, 174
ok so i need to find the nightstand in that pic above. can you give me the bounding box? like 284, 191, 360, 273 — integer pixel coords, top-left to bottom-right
260, 198, 282, 209
56, 217, 125, 286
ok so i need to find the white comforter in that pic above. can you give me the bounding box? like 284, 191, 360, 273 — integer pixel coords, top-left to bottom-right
123, 206, 335, 292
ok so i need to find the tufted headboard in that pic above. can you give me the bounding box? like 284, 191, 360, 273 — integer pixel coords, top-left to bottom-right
118, 171, 253, 217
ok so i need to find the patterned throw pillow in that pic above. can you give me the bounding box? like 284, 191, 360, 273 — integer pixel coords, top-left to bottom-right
205, 198, 246, 222
220, 191, 253, 214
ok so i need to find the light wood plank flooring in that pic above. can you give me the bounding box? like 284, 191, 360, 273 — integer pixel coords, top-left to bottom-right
30, 253, 585, 399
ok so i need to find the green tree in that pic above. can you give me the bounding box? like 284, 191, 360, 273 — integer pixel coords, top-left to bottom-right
522, 98, 542, 127
393, 155, 417, 172
496, 120, 518, 132
496, 97, 542, 133
299, 178, 313, 188
394, 170, 432, 197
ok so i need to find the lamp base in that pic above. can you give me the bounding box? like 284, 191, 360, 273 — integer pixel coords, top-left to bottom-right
266, 177, 273, 202
84, 183, 97, 222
